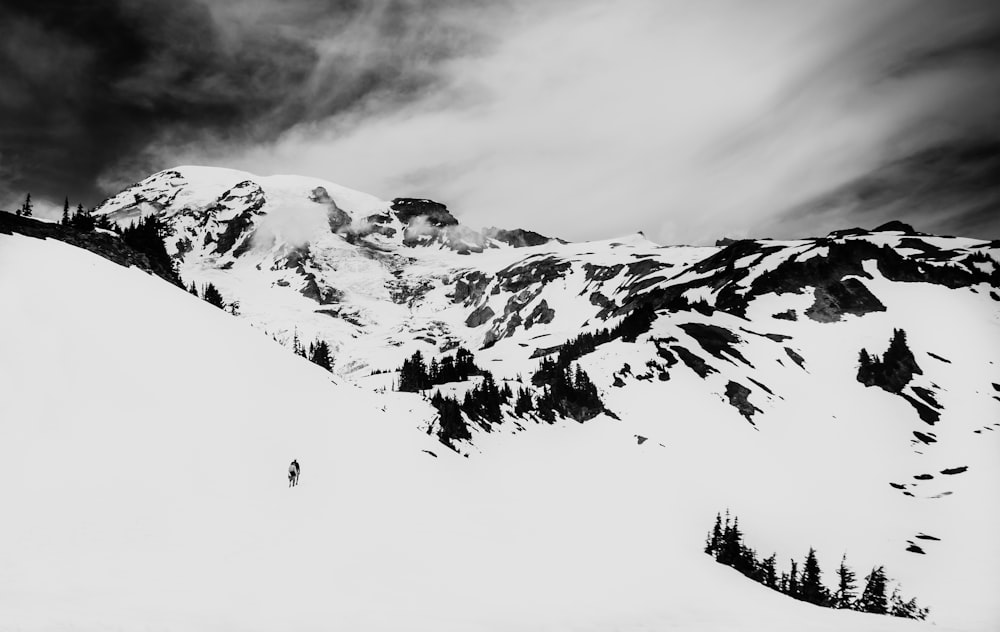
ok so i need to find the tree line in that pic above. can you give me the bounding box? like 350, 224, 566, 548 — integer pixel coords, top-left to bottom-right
705, 511, 928, 620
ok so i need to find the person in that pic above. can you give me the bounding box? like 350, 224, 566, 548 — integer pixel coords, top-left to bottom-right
288, 459, 300, 487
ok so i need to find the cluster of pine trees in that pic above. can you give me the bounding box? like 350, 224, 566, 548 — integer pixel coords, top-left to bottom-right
546, 303, 657, 369
290, 329, 333, 372
188, 281, 230, 310
429, 373, 514, 430
119, 216, 173, 273
531, 358, 603, 422
398, 347, 484, 392
13, 193, 34, 217
857, 328, 921, 393
524, 305, 655, 422
705, 512, 928, 620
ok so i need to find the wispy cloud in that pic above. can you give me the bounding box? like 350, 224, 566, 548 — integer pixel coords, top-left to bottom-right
2, 1, 998, 241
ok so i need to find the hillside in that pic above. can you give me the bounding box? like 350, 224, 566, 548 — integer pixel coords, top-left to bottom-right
0, 164, 996, 629
1, 227, 982, 631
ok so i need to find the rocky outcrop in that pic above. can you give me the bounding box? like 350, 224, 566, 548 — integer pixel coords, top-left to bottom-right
391, 198, 458, 227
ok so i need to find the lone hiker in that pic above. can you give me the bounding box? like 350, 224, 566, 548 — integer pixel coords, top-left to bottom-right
288, 459, 300, 487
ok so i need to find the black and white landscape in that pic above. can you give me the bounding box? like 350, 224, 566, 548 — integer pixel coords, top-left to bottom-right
1, 2, 998, 631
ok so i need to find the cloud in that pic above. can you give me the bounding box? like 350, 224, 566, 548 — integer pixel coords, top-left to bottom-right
176, 0, 999, 243
3, 0, 998, 242
0, 0, 501, 209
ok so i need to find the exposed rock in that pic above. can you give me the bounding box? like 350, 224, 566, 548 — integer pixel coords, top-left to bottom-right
589, 292, 613, 309
0, 211, 182, 287
725, 381, 761, 422
524, 299, 555, 329
804, 278, 886, 322
772, 309, 798, 321
390, 198, 458, 227
495, 256, 572, 293
483, 226, 554, 247
671, 345, 716, 378
784, 347, 806, 369
874, 220, 918, 234
451, 271, 491, 305
466, 304, 495, 328
679, 323, 751, 366
300, 275, 343, 305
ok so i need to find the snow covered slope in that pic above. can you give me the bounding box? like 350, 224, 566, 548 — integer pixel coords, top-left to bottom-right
0, 228, 981, 631
7, 165, 993, 629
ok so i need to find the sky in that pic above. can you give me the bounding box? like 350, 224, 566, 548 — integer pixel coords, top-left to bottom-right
1, 0, 997, 244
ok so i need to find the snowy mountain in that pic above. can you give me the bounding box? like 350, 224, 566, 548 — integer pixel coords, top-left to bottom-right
0, 164, 997, 630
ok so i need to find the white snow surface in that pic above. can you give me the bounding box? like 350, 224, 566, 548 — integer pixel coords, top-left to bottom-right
4, 233, 997, 630
3, 166, 998, 630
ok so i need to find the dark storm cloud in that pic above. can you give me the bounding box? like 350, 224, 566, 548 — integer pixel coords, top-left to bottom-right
0, 0, 497, 211
759, 1, 1000, 240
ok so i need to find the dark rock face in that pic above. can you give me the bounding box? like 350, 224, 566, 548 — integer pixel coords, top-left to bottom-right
725, 381, 761, 422
390, 198, 458, 227
583, 263, 624, 283
483, 226, 553, 247
495, 256, 572, 294
672, 345, 716, 378
874, 220, 918, 234
451, 271, 490, 306
212, 182, 266, 255
524, 299, 555, 329
466, 304, 495, 328
784, 347, 806, 369
804, 278, 886, 322
679, 323, 751, 366
300, 274, 343, 305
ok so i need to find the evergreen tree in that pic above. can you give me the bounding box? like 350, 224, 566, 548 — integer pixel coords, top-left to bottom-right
788, 559, 800, 598
308, 340, 333, 372
761, 554, 778, 589
62, 197, 70, 225
70, 203, 95, 231
188, 281, 199, 296
398, 350, 429, 392
514, 387, 534, 416
857, 566, 888, 614
800, 548, 829, 606
20, 193, 33, 217
430, 391, 470, 446
718, 515, 743, 567
202, 283, 225, 309
889, 586, 928, 620
705, 513, 723, 557
833, 554, 856, 609
292, 328, 305, 358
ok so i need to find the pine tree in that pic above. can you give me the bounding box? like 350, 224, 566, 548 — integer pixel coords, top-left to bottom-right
19, 193, 33, 217
889, 586, 928, 620
202, 283, 225, 309
788, 559, 800, 598
188, 281, 199, 296
834, 554, 856, 609
309, 340, 333, 372
719, 515, 743, 567
761, 554, 778, 589
705, 513, 723, 557
62, 197, 70, 225
514, 387, 534, 416
800, 548, 829, 606
857, 566, 888, 614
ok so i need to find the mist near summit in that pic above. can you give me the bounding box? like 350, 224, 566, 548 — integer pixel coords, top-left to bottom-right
1, 0, 997, 243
